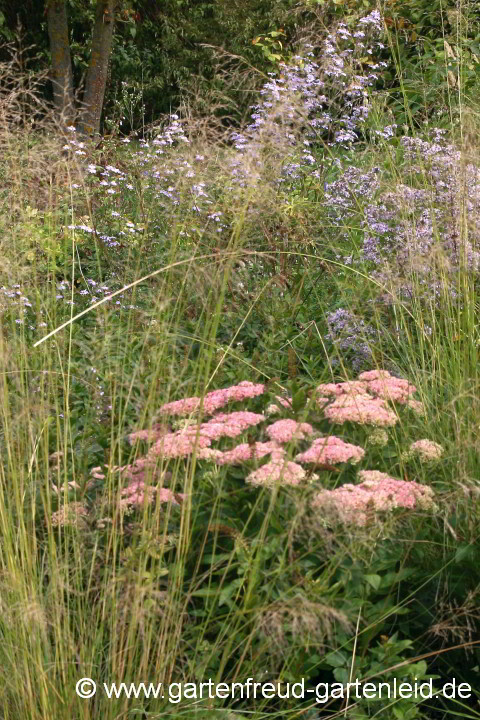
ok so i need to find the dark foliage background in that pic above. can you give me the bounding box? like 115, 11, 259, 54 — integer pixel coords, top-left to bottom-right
0, 0, 477, 135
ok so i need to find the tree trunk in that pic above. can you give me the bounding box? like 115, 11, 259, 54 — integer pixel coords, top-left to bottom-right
46, 0, 75, 125
79, 0, 116, 136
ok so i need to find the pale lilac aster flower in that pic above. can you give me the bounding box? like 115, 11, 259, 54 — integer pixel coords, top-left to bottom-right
266, 419, 314, 443
324, 393, 398, 426
296, 436, 364, 464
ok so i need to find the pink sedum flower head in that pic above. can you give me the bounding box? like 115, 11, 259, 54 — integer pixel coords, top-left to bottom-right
196, 447, 225, 462
312, 470, 435, 526
158, 381, 265, 417
148, 430, 212, 459
275, 395, 293, 409
119, 481, 185, 509
266, 419, 314, 443
357, 470, 435, 511
213, 441, 284, 465
295, 436, 365, 465
51, 502, 88, 528
205, 411, 265, 438
358, 369, 392, 382
408, 439, 444, 461
247, 456, 306, 487
316, 381, 368, 397
90, 466, 106, 480
266, 403, 281, 416
406, 398, 425, 415
324, 393, 398, 427
128, 423, 170, 445
366, 428, 389, 447
119, 480, 156, 508
157, 396, 202, 416
203, 381, 265, 413
366, 375, 417, 404
147, 411, 264, 459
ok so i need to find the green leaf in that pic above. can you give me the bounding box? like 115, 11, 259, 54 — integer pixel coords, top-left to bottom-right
219, 578, 243, 606
191, 587, 220, 598
292, 388, 307, 413
365, 574, 382, 590
325, 650, 347, 668
455, 544, 474, 563
333, 667, 349, 684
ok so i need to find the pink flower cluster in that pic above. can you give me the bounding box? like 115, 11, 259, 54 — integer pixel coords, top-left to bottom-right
312, 470, 435, 526
202, 440, 306, 487
157, 381, 265, 417
265, 419, 314, 443
128, 423, 171, 445
295, 436, 365, 465
274, 395, 293, 409
316, 380, 369, 396
359, 369, 417, 403
408, 439, 444, 461
145, 411, 265, 459
205, 440, 282, 465
324, 393, 398, 427
119, 480, 185, 510
119, 374, 436, 527
317, 370, 422, 426
246, 453, 307, 488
